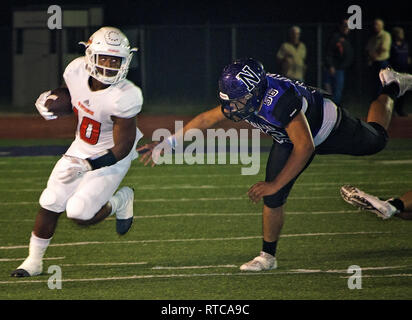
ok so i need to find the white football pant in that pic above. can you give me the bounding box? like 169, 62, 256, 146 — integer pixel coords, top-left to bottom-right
39, 149, 137, 220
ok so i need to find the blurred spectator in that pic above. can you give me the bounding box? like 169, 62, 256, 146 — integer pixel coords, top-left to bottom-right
390, 26, 411, 116
323, 18, 354, 105
366, 18, 392, 98
276, 26, 307, 81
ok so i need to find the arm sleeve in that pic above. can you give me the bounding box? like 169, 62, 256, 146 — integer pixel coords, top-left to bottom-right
271, 87, 303, 127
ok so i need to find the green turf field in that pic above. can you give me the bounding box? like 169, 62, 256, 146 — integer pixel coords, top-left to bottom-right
1, 139, 412, 300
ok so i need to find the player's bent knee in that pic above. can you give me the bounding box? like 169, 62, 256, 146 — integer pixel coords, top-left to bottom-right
263, 194, 287, 209
39, 188, 65, 213
375, 136, 388, 154
66, 195, 95, 221
263, 204, 283, 214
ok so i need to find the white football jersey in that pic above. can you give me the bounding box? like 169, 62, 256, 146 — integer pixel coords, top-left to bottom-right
63, 57, 143, 159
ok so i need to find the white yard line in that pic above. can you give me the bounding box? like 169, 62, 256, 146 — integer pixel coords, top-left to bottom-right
0, 164, 391, 172
152, 265, 237, 270
0, 264, 409, 285
0, 195, 346, 206
0, 231, 389, 250
377, 160, 412, 165
128, 210, 358, 219
341, 273, 412, 279
0, 180, 410, 192
0, 210, 359, 223
1, 170, 412, 183
0, 201, 38, 205
60, 262, 147, 267
0, 272, 290, 285
293, 265, 407, 273
2, 158, 412, 167
0, 256, 65, 262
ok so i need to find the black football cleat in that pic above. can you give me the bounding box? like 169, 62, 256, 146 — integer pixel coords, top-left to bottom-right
113, 187, 135, 235
11, 268, 31, 277
116, 217, 134, 235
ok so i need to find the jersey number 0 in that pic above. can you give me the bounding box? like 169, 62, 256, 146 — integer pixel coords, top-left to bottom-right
79, 117, 101, 145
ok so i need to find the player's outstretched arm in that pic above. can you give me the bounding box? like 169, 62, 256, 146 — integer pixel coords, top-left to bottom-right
137, 105, 225, 166
248, 111, 315, 203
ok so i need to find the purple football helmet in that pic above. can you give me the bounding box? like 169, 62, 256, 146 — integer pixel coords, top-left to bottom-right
219, 58, 267, 121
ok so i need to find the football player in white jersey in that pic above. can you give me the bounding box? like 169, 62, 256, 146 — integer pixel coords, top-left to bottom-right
11, 27, 143, 277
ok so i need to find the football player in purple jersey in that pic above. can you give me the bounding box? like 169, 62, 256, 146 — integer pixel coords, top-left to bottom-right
138, 58, 412, 271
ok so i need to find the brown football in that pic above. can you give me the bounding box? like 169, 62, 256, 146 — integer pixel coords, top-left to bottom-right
45, 87, 73, 116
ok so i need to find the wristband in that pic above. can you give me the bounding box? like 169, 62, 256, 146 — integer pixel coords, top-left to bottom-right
87, 149, 117, 170
166, 135, 177, 150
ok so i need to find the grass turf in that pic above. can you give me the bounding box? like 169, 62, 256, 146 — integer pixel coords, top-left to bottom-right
0, 139, 412, 300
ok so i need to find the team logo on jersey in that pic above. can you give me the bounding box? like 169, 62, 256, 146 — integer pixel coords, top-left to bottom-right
236, 65, 261, 91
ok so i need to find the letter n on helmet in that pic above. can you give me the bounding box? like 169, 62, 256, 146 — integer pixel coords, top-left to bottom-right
219, 58, 267, 122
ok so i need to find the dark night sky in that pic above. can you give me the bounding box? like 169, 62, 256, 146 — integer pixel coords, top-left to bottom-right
2, 0, 412, 27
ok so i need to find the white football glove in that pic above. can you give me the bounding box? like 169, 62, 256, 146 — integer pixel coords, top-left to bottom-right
58, 155, 92, 184
35, 90, 58, 120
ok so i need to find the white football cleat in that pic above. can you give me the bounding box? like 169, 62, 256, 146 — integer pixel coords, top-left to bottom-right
112, 186, 135, 235
10, 258, 42, 277
340, 185, 398, 220
379, 68, 412, 97
240, 251, 277, 271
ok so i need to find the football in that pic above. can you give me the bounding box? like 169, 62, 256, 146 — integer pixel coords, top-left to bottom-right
45, 87, 73, 116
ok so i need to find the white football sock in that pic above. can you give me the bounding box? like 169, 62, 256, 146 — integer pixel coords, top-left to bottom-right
108, 195, 120, 216
27, 232, 52, 262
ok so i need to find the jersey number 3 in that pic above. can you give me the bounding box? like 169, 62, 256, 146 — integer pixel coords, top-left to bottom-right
79, 117, 101, 145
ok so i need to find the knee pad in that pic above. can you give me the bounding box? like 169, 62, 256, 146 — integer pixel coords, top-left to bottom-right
66, 195, 87, 220
66, 195, 101, 221
39, 188, 65, 213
